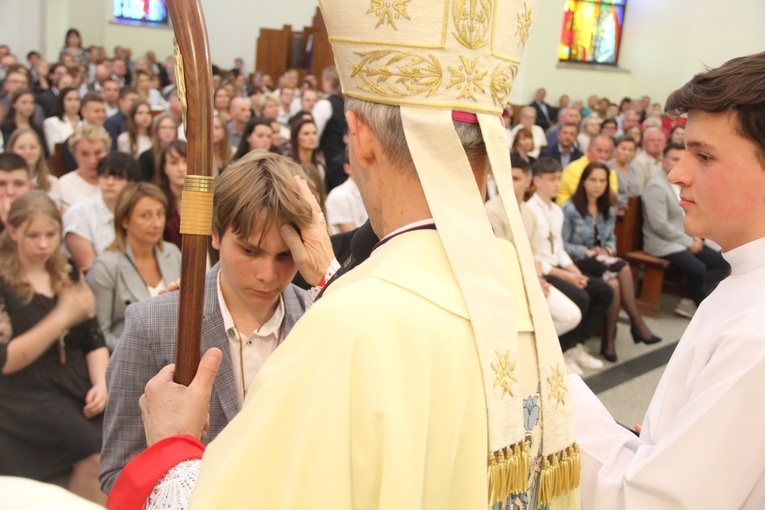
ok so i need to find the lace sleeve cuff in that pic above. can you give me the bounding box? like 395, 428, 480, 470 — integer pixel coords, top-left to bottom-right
308, 257, 341, 301
144, 459, 201, 510
107, 435, 205, 510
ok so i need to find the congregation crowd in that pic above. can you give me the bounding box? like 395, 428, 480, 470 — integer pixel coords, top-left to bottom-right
0, 28, 728, 505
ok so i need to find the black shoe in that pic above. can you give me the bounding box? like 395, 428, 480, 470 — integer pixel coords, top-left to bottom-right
631, 328, 662, 345
600, 348, 617, 363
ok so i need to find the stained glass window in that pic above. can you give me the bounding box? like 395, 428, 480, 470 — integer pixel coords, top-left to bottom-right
558, 0, 627, 65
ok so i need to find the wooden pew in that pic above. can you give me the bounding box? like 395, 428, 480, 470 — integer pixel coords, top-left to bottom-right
49, 142, 66, 178
615, 196, 671, 317
254, 8, 334, 81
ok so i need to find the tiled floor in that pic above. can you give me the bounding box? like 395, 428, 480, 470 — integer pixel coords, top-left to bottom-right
578, 293, 693, 427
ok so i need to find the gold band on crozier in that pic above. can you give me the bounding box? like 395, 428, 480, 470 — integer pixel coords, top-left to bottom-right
180, 189, 214, 235
184, 174, 215, 193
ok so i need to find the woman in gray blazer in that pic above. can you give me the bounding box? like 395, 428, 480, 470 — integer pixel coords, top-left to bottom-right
87, 183, 181, 351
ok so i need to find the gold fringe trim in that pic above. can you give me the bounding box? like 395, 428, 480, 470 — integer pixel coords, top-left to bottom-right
487, 441, 529, 506
539, 443, 581, 507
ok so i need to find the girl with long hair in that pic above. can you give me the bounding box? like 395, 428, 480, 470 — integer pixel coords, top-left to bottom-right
0, 191, 107, 504
562, 162, 660, 361
8, 127, 61, 207
1, 89, 48, 157
212, 113, 233, 175
117, 99, 153, 158
42, 86, 81, 154
232, 117, 274, 161
138, 112, 179, 182
152, 140, 187, 248
213, 86, 232, 123
289, 117, 326, 182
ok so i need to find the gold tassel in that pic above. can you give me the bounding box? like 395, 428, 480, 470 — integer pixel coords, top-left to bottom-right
560, 448, 572, 494
488, 453, 499, 506
538, 443, 582, 507
497, 450, 510, 503
570, 444, 581, 489
487, 441, 530, 507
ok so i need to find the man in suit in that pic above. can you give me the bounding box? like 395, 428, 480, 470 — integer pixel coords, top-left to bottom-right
539, 122, 584, 168
99, 151, 319, 493
529, 87, 554, 131
641, 143, 729, 318
36, 72, 74, 119
546, 106, 582, 148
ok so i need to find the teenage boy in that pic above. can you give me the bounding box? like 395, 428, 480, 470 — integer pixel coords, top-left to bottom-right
571, 50, 765, 510
526, 157, 612, 373
0, 153, 32, 231
486, 156, 582, 343
100, 151, 319, 493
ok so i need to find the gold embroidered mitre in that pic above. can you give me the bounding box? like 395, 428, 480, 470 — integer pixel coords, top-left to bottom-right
319, 1, 580, 508
322, 0, 532, 113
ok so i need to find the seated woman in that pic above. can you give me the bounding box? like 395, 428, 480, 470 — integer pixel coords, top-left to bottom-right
289, 117, 326, 183
212, 113, 233, 176
42, 86, 81, 154
0, 191, 108, 504
510, 127, 536, 166
117, 100, 153, 158
562, 162, 660, 362
0, 88, 49, 158
152, 140, 187, 248
63, 153, 142, 272
7, 127, 62, 208
577, 115, 601, 154
607, 135, 641, 214
86, 183, 181, 351
137, 112, 179, 182
232, 117, 274, 162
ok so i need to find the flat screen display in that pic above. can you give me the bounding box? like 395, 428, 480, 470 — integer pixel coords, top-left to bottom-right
113, 0, 169, 27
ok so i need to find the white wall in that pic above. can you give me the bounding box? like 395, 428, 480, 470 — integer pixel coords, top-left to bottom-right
514, 0, 765, 105
3, 0, 763, 106
0, 0, 45, 61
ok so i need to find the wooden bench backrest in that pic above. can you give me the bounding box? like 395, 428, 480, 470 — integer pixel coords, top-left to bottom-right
615, 195, 643, 255
49, 142, 66, 178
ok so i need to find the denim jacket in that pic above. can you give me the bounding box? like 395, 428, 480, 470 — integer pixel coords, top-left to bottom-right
561, 201, 616, 261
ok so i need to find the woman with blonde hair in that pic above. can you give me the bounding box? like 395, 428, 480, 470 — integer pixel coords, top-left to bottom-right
213, 86, 232, 123
87, 183, 181, 350
0, 191, 108, 504
577, 115, 601, 153
7, 127, 61, 207
212, 113, 233, 175
138, 112, 179, 182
